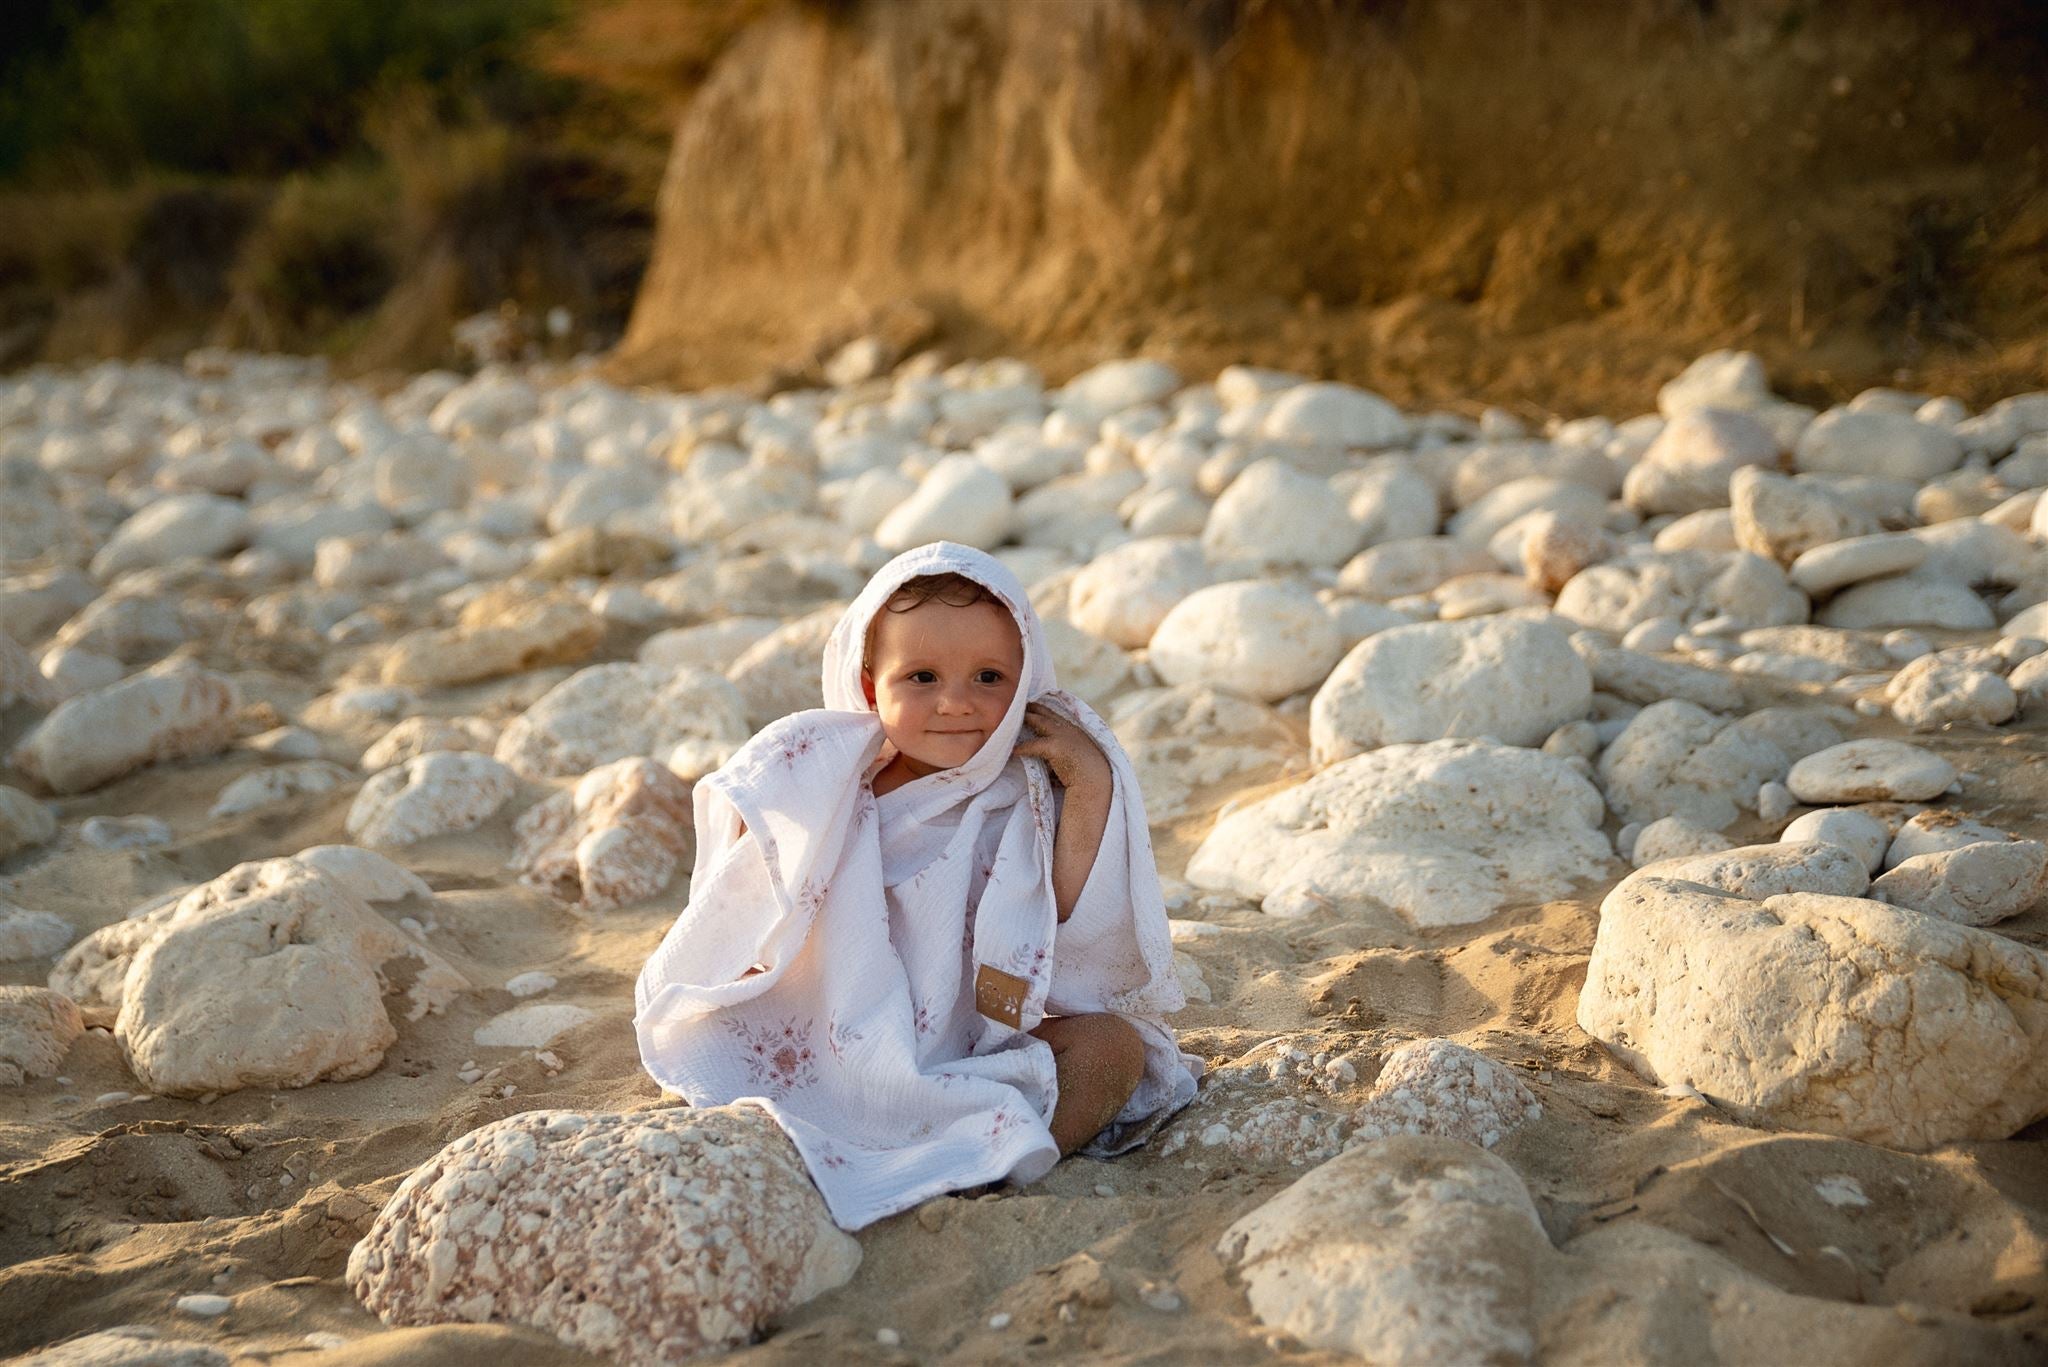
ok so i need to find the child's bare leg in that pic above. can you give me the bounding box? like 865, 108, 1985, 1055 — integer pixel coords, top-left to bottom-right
1028, 1013, 1147, 1157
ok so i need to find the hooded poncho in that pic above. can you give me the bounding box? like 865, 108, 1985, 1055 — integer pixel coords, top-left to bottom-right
634, 541, 1199, 1229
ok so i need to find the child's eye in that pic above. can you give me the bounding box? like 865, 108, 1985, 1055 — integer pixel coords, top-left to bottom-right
908, 670, 937, 684
976, 670, 1004, 684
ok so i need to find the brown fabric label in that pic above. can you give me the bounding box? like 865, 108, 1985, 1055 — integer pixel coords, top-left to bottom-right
974, 963, 1029, 1029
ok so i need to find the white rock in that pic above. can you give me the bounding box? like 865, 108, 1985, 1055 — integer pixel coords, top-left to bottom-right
1556, 550, 1806, 634
1341, 459, 1441, 548
1787, 533, 1928, 597
1067, 537, 1211, 648
1, 903, 74, 962
1570, 636, 1742, 712
1187, 739, 1611, 926
1204, 460, 1361, 569
174, 1294, 233, 1318
347, 1107, 859, 1365
113, 859, 466, 1096
1657, 350, 1772, 417
11, 668, 239, 794
90, 495, 250, 578
0, 984, 84, 1084
1651, 508, 1739, 553
78, 815, 172, 851
1628, 816, 1735, 867
1816, 573, 1994, 631
474, 1003, 597, 1048
1337, 537, 1495, 600
874, 455, 1013, 552
1885, 652, 2017, 730
1347, 1040, 1539, 1150
1793, 408, 1963, 481
1579, 878, 2048, 1149
2013, 653, 2048, 714
1623, 408, 1778, 515
1448, 478, 1607, 548
1596, 700, 1789, 829
1309, 618, 1590, 764
496, 664, 750, 780
347, 752, 517, 846
209, 761, 354, 819
373, 433, 469, 520
1260, 382, 1410, 449
1624, 840, 1872, 901
293, 845, 433, 904
1216, 1136, 1546, 1365
725, 606, 841, 728
505, 971, 556, 998
1148, 581, 1342, 703
17, 1326, 229, 1365
1871, 840, 2048, 927
1880, 810, 2004, 871
1729, 468, 1876, 564
360, 716, 500, 773
0, 784, 56, 858
1786, 740, 1956, 804
510, 757, 694, 913
1057, 359, 1179, 419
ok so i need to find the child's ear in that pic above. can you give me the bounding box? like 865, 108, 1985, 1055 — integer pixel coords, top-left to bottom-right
860, 668, 876, 706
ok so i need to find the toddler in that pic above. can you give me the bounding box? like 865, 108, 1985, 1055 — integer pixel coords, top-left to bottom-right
634, 541, 1198, 1230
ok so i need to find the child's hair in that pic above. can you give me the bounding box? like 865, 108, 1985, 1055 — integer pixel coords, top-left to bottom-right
861, 573, 1006, 671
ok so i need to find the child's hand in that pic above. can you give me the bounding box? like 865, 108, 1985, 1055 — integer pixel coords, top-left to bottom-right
1014, 702, 1111, 790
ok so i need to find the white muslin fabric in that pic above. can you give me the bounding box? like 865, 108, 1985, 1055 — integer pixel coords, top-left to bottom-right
634, 541, 1199, 1229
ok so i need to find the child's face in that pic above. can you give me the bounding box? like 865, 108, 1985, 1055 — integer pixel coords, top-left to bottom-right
863, 597, 1025, 778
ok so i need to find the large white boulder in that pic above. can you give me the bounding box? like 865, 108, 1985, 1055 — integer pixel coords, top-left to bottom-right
1729, 467, 1876, 564
1259, 382, 1410, 448
1656, 350, 1772, 417
1347, 1039, 1540, 1151
1786, 740, 1955, 804
347, 751, 519, 846
1595, 700, 1790, 829
1793, 408, 1963, 481
511, 757, 694, 913
112, 859, 466, 1096
89, 494, 250, 578
1310, 618, 1590, 764
1622, 408, 1778, 515
1067, 537, 1211, 648
724, 606, 841, 728
1216, 1136, 1548, 1365
1885, 650, 2018, 730
1338, 537, 1495, 600
0, 784, 55, 858
380, 592, 603, 689
1579, 878, 2048, 1149
1815, 573, 1995, 631
10, 668, 239, 794
1620, 841, 1871, 901
1870, 840, 2048, 927
1787, 532, 1927, 596
346, 1106, 860, 1366
1187, 739, 1612, 926
873, 454, 1012, 551
1148, 580, 1342, 703
1556, 550, 1806, 633
495, 663, 750, 780
1203, 459, 1362, 569
1056, 358, 1179, 419
1, 985, 83, 1085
